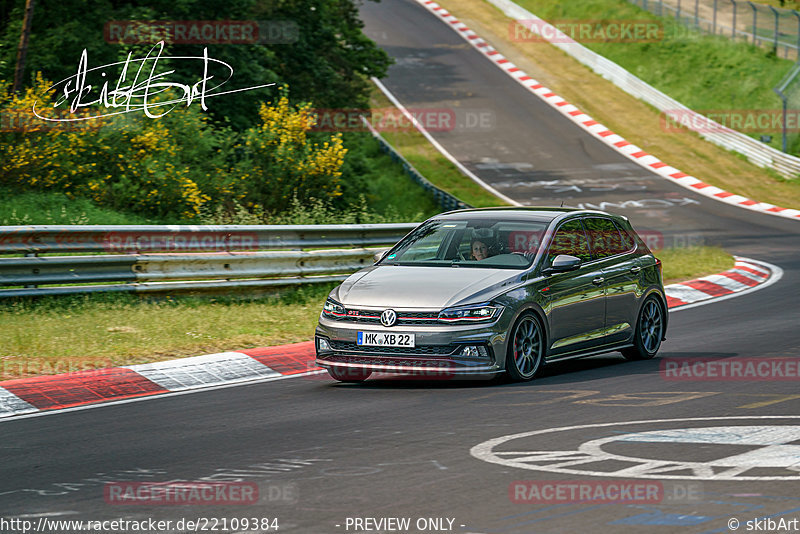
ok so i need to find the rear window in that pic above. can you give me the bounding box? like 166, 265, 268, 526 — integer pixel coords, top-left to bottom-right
614, 221, 637, 252
584, 217, 630, 259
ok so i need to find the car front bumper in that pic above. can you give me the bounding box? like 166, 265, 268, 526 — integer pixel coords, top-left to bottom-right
314, 313, 511, 377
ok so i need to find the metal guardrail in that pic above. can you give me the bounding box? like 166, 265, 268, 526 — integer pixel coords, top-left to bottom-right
491, 0, 800, 178
0, 224, 418, 298
0, 224, 418, 254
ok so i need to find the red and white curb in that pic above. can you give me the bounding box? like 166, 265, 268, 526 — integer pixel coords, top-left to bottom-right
0, 342, 320, 420
666, 256, 782, 311
415, 0, 800, 221
0, 258, 780, 420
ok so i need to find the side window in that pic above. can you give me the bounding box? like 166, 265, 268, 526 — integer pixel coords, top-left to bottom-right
613, 221, 637, 253
584, 217, 626, 259
547, 220, 591, 265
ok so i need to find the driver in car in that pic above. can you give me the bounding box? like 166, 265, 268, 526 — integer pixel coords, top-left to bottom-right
471, 238, 491, 261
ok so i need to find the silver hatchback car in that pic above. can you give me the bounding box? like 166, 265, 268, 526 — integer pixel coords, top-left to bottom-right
315, 208, 667, 382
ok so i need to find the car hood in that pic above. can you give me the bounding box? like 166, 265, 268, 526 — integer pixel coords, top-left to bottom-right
333, 265, 522, 309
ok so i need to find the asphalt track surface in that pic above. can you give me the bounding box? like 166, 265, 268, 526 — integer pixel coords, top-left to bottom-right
3, 1, 800, 533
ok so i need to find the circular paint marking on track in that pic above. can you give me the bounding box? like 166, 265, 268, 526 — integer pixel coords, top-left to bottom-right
471, 416, 800, 481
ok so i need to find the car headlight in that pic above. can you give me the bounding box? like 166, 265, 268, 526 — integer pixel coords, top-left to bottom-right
322, 298, 346, 319
438, 305, 502, 323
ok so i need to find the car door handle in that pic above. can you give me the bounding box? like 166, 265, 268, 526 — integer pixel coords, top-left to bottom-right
630, 266, 641, 273
592, 277, 605, 285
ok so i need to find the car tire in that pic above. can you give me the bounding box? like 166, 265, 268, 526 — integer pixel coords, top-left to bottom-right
505, 312, 545, 381
621, 296, 664, 361
327, 367, 372, 382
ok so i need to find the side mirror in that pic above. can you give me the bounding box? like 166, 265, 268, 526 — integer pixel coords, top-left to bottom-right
373, 249, 391, 264
543, 254, 581, 275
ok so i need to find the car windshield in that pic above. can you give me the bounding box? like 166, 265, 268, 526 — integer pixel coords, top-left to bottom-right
382, 218, 548, 269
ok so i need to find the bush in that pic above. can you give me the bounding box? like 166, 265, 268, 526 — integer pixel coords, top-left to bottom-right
238, 91, 348, 214
1, 78, 353, 221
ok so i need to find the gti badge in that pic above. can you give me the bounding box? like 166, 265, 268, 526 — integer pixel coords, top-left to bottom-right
380, 309, 397, 327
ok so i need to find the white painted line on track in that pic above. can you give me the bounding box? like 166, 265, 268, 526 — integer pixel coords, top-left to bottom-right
371, 77, 521, 207
471, 416, 800, 481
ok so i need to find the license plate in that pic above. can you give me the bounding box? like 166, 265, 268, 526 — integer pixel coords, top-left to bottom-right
357, 332, 415, 348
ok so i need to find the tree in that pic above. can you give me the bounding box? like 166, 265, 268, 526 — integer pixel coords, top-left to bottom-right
0, 0, 391, 130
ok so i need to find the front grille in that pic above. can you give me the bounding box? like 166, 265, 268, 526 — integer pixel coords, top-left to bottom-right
329, 340, 458, 356
336, 309, 440, 325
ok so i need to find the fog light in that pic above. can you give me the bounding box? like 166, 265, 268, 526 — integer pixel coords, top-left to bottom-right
318, 338, 331, 351
459, 345, 489, 359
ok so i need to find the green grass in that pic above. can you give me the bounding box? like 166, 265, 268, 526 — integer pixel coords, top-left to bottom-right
370, 87, 512, 208
658, 245, 734, 284
515, 0, 800, 153
339, 132, 441, 220
0, 285, 336, 381
0, 187, 154, 225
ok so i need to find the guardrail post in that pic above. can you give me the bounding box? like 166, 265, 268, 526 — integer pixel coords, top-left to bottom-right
794, 10, 800, 61
23, 252, 37, 289
713, 0, 718, 34
769, 5, 779, 54
782, 97, 788, 153
749, 2, 758, 45
731, 0, 738, 39
695, 0, 700, 28
676, 0, 682, 22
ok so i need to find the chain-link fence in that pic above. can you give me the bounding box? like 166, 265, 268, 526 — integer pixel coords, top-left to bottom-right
630, 0, 800, 60
774, 62, 800, 152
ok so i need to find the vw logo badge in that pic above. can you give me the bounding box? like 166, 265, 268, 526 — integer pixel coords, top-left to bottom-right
380, 309, 397, 327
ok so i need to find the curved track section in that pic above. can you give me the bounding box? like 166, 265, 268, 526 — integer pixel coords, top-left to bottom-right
2, 1, 800, 532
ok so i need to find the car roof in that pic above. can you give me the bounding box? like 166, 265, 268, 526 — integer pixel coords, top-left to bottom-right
432, 206, 622, 224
